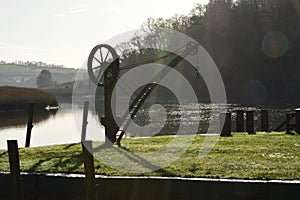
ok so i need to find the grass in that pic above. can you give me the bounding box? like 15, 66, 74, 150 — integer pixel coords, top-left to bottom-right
0, 132, 299, 180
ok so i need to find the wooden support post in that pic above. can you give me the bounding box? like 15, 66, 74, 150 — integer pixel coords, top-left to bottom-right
81, 101, 89, 141
296, 108, 300, 134
246, 111, 255, 134
103, 71, 118, 145
7, 140, 24, 200
220, 112, 232, 137
236, 110, 244, 132
25, 102, 34, 148
285, 113, 291, 134
261, 110, 269, 132
82, 141, 97, 200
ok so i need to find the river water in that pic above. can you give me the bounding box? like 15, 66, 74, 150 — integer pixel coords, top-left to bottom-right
0, 101, 296, 150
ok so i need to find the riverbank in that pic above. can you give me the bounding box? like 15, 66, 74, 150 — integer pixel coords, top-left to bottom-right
0, 86, 57, 111
0, 132, 299, 180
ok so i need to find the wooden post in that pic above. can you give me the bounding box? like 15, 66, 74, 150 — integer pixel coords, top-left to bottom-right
7, 140, 24, 200
246, 111, 255, 134
81, 101, 89, 141
82, 141, 97, 200
220, 112, 232, 137
25, 102, 34, 147
286, 113, 291, 134
261, 110, 269, 132
296, 108, 300, 134
236, 110, 244, 132
104, 70, 118, 145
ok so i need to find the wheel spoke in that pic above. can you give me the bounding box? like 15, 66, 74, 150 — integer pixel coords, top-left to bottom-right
104, 51, 110, 62
93, 65, 102, 70
93, 56, 102, 64
100, 48, 103, 63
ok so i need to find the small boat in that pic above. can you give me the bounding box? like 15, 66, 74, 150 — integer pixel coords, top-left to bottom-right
45, 105, 60, 110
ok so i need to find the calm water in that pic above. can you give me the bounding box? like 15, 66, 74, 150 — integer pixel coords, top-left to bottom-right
0, 103, 105, 150
0, 101, 296, 150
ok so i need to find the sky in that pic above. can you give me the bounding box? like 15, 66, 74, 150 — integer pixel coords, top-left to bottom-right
0, 0, 208, 68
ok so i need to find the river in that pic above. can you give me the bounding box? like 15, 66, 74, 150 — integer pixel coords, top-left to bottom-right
0, 103, 106, 150
0, 100, 296, 150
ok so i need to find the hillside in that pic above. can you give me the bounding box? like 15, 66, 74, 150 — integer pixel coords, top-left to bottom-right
0, 64, 78, 88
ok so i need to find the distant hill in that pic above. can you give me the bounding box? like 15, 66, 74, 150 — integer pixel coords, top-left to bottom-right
0, 64, 78, 88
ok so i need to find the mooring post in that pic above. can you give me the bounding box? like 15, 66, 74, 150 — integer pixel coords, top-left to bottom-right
7, 140, 24, 200
236, 110, 244, 132
246, 111, 255, 134
81, 101, 90, 141
25, 102, 34, 148
296, 108, 300, 134
220, 112, 232, 137
261, 109, 269, 132
82, 141, 97, 200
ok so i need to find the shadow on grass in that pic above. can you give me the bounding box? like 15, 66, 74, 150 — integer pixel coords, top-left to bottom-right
53, 153, 83, 172
93, 143, 176, 176
28, 157, 54, 172
27, 142, 175, 176
63, 143, 78, 149
28, 153, 83, 173
0, 151, 8, 157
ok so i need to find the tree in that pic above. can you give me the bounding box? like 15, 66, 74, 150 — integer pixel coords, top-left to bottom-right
115, 0, 300, 104
36, 69, 57, 88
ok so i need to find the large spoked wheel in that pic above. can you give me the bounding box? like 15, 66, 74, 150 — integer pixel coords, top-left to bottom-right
88, 44, 119, 87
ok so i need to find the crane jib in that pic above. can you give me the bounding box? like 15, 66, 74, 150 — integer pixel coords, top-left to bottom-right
116, 47, 196, 144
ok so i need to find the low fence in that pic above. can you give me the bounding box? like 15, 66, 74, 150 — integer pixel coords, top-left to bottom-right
1, 172, 299, 200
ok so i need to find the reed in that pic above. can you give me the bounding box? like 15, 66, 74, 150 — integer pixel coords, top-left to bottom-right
0, 86, 57, 111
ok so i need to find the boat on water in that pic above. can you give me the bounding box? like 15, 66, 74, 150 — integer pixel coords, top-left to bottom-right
45, 105, 60, 110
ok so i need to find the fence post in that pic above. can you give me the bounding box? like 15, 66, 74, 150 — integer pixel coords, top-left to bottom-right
82, 141, 97, 200
296, 108, 300, 134
81, 101, 90, 141
80, 101, 97, 199
220, 112, 232, 137
285, 113, 291, 134
25, 102, 34, 148
7, 140, 24, 200
236, 110, 244, 132
261, 109, 269, 132
81, 141, 97, 200
246, 111, 255, 134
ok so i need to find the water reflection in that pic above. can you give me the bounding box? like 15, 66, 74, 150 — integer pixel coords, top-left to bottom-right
93, 96, 295, 137
0, 108, 58, 129
0, 104, 80, 149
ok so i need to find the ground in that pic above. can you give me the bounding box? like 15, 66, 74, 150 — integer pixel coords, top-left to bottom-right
0, 132, 299, 180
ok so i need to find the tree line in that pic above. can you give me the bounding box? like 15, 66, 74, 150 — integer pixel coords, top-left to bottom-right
0, 60, 65, 68
116, 0, 300, 105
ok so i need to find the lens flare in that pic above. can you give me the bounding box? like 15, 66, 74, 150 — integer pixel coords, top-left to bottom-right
262, 31, 288, 58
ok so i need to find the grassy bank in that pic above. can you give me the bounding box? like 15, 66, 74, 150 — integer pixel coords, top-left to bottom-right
0, 132, 299, 180
0, 86, 57, 111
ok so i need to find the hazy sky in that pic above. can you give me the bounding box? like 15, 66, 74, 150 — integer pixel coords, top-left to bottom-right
0, 0, 208, 68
